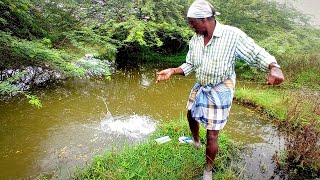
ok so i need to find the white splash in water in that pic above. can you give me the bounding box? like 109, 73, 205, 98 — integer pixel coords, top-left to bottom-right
100, 115, 157, 138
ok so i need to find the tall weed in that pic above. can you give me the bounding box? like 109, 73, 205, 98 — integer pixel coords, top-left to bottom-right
273, 92, 320, 178
278, 54, 320, 90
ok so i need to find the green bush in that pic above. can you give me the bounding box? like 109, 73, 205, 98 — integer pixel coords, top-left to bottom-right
0, 31, 84, 76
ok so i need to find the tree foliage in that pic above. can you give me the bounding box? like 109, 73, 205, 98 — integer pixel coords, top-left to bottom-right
95, 0, 194, 61
2, 0, 319, 66
0, 0, 47, 39
0, 0, 320, 91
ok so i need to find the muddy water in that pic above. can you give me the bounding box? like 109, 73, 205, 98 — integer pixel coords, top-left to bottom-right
0, 65, 284, 179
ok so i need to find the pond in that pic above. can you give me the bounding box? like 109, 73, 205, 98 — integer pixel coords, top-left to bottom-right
0, 64, 285, 179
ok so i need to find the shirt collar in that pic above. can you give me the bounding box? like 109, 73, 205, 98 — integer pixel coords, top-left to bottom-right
213, 20, 223, 38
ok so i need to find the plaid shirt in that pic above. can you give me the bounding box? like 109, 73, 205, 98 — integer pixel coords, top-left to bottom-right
180, 20, 277, 86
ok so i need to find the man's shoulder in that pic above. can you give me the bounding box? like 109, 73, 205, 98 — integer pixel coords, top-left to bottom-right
219, 23, 246, 37
189, 34, 201, 43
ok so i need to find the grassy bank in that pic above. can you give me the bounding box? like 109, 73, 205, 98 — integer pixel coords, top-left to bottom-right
73, 115, 244, 179
234, 82, 319, 128
234, 84, 288, 120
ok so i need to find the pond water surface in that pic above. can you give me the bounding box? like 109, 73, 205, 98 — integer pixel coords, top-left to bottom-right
0, 65, 285, 179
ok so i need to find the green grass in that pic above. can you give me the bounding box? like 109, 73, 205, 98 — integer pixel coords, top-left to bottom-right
73, 115, 244, 180
278, 53, 320, 91
234, 86, 288, 120
144, 51, 187, 64
234, 84, 319, 128
290, 69, 320, 90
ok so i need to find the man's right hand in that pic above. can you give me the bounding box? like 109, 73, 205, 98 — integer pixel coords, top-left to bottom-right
267, 67, 284, 85
156, 68, 175, 83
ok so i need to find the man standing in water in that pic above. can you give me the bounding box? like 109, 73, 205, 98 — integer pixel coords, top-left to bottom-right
156, 0, 284, 179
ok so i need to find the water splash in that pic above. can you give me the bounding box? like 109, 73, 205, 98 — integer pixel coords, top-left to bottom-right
100, 115, 157, 138
100, 97, 156, 138
101, 97, 114, 121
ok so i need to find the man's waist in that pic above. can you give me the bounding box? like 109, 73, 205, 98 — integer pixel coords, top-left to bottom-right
197, 76, 236, 88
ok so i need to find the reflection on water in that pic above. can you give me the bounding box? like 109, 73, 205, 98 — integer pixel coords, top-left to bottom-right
0, 65, 284, 179
226, 102, 285, 179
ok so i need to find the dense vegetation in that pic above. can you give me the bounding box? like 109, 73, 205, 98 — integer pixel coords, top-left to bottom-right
1, 0, 319, 91
1, 0, 319, 178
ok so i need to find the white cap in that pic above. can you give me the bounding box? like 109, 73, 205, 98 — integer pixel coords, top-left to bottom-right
187, 0, 220, 18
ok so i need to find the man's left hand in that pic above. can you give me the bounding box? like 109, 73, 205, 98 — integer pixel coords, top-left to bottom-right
267, 67, 284, 85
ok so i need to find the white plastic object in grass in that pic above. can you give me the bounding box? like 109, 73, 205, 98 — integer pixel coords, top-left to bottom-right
155, 136, 172, 144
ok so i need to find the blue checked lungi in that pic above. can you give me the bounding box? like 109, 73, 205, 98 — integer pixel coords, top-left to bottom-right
186, 79, 234, 130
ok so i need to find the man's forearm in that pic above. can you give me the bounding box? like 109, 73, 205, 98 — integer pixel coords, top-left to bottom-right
170, 67, 185, 75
